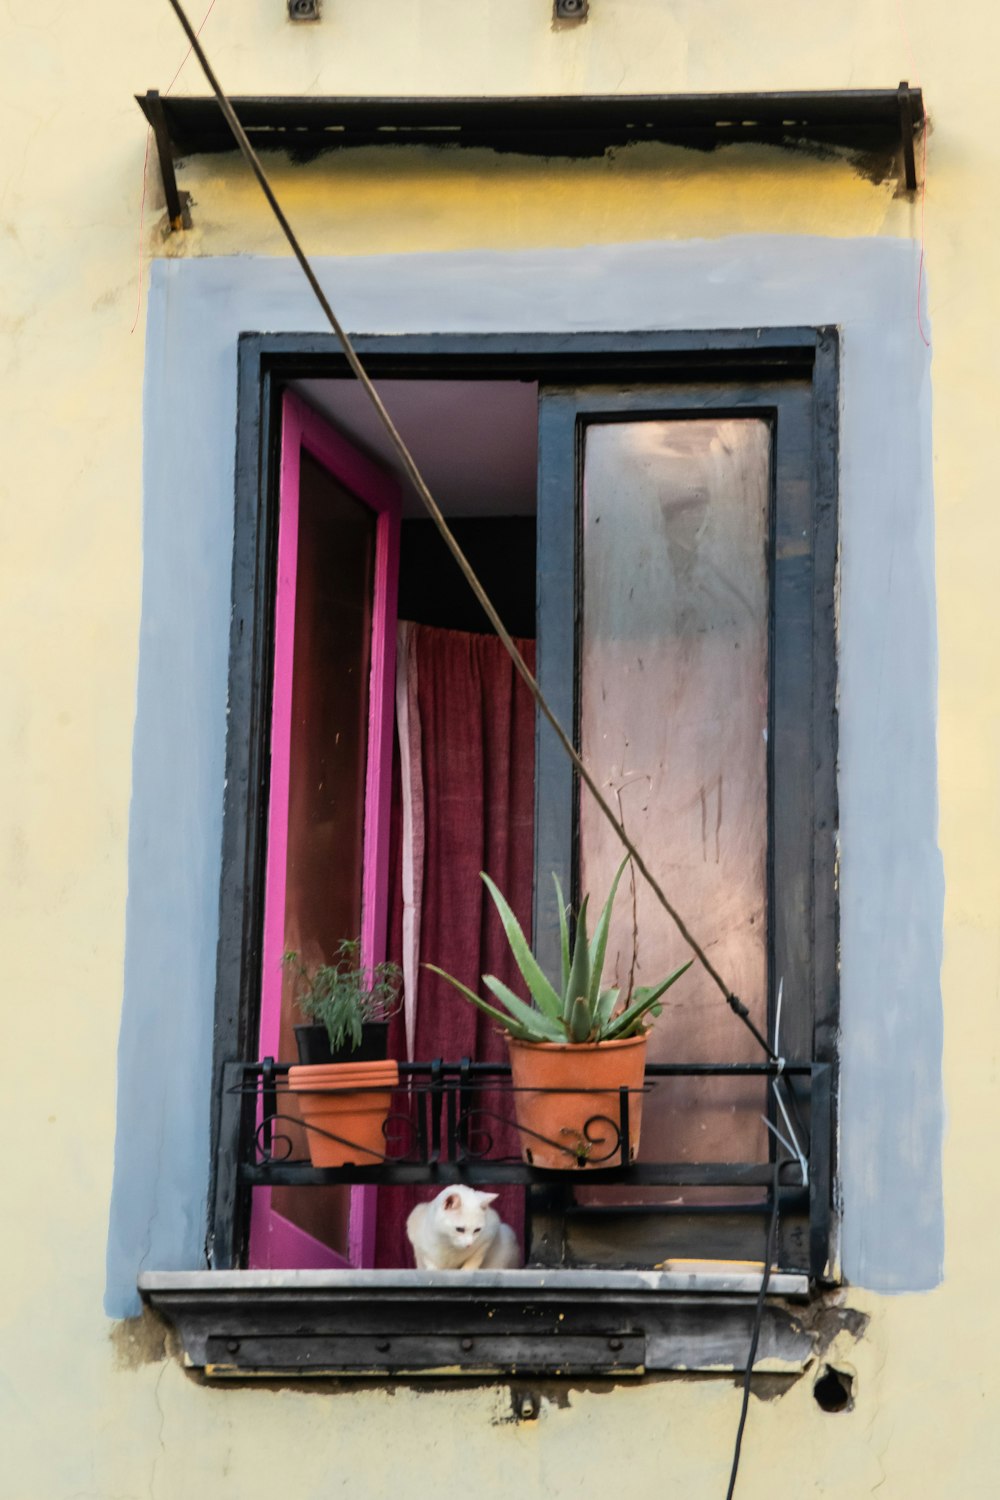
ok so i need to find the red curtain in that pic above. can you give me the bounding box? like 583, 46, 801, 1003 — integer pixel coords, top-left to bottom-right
376, 624, 536, 1267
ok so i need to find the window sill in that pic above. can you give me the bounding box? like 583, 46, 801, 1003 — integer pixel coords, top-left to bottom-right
139, 1267, 812, 1379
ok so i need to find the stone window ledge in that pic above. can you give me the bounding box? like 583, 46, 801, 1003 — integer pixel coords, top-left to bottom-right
139, 1267, 813, 1379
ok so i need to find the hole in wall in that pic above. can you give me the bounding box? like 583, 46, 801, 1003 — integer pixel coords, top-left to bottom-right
511, 1388, 541, 1422
813, 1365, 854, 1413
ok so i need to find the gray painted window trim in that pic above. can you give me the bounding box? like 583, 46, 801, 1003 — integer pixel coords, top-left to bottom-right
104, 242, 943, 1321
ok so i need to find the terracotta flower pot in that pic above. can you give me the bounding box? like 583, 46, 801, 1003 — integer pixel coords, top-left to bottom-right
288, 1060, 399, 1168
506, 1034, 648, 1169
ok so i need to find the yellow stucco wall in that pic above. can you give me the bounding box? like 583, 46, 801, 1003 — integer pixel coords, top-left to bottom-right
2, 1, 998, 1495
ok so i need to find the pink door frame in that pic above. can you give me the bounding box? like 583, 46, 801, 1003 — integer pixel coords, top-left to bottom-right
250, 389, 401, 1270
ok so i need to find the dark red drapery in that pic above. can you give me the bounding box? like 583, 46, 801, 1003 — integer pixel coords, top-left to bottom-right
376, 623, 536, 1267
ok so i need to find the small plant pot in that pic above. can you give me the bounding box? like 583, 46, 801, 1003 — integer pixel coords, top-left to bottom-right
288, 1060, 399, 1168
293, 1022, 391, 1066
506, 1034, 648, 1169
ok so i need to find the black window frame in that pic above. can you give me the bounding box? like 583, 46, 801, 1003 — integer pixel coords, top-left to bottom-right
209, 328, 839, 1280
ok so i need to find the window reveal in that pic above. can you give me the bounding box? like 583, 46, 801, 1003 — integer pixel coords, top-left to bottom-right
210, 333, 838, 1282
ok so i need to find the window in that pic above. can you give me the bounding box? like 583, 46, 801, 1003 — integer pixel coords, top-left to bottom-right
208, 331, 837, 1290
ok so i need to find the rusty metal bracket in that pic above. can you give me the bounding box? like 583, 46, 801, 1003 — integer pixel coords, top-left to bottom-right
134, 87, 925, 176
898, 80, 919, 193
145, 88, 188, 232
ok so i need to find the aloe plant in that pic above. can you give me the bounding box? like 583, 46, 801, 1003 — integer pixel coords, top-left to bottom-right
426, 858, 692, 1044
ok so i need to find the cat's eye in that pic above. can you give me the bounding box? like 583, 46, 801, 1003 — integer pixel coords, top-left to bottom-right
473, 1227, 481, 1235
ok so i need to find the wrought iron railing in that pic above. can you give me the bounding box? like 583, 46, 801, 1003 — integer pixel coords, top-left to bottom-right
226, 1058, 823, 1179
221, 1057, 832, 1277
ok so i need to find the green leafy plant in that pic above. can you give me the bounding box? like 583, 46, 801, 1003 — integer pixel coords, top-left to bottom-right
284, 939, 403, 1055
426, 858, 692, 1044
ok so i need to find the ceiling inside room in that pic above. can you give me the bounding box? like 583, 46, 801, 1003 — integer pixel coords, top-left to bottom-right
293, 378, 539, 517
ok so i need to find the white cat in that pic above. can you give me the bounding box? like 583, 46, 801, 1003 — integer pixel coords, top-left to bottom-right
406, 1186, 521, 1270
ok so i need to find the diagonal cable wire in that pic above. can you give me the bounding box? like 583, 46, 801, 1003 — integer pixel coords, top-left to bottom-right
161, 0, 774, 1059
724, 1155, 781, 1500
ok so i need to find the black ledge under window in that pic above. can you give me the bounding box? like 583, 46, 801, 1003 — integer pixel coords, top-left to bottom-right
150, 330, 841, 1380
139, 1268, 813, 1378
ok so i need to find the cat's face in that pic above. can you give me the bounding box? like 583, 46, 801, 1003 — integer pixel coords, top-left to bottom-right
436, 1188, 496, 1251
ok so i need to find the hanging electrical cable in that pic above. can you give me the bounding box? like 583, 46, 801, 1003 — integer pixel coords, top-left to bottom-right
724, 1156, 781, 1500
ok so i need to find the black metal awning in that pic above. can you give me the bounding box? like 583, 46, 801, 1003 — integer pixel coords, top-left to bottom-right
136, 86, 924, 230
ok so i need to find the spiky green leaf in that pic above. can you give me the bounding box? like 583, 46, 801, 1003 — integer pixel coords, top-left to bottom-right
423, 964, 534, 1040
568, 994, 594, 1043
553, 873, 571, 995
481, 872, 563, 1020
588, 856, 630, 1006
594, 986, 621, 1033
565, 894, 592, 1025
482, 974, 566, 1042
631, 963, 694, 1008
602, 960, 694, 1039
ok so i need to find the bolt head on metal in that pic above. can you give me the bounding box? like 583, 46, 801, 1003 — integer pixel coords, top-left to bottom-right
288, 0, 320, 19
554, 0, 588, 18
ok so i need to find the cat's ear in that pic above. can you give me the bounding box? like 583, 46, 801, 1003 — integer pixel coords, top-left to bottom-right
476, 1192, 498, 1206
443, 1192, 461, 1211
